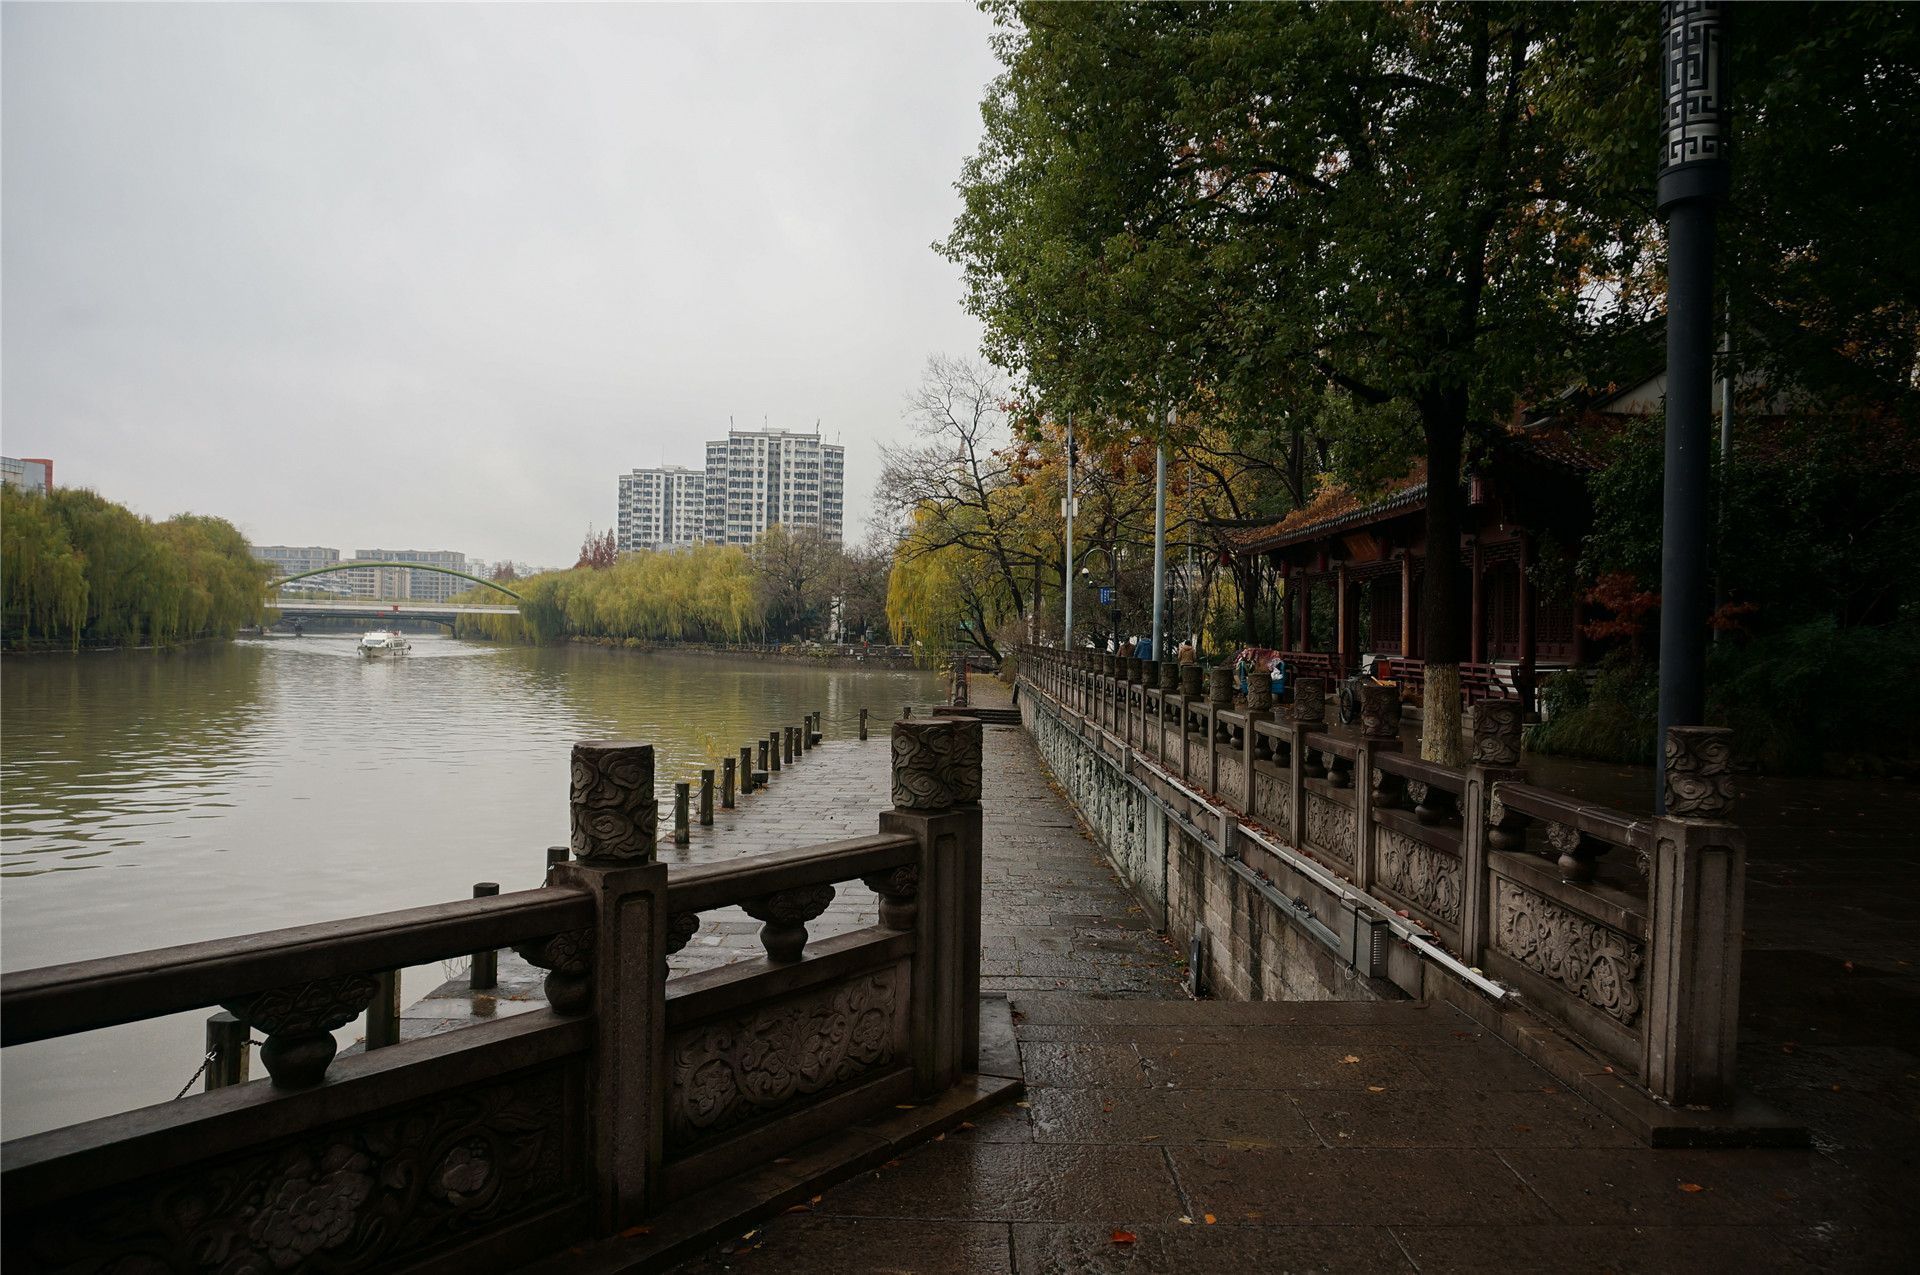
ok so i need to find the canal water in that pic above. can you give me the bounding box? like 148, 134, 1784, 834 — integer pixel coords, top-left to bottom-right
0, 635, 940, 1137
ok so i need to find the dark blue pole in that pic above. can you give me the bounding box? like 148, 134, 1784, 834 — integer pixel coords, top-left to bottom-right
1654, 1, 1730, 813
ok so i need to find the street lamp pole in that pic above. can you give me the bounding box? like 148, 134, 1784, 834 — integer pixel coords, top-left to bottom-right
1654, 0, 1730, 813
1152, 406, 1168, 662
1063, 413, 1075, 648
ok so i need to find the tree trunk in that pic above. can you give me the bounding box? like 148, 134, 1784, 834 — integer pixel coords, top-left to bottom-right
1417, 396, 1468, 765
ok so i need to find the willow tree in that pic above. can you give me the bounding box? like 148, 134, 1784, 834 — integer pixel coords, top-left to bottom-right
947, 1, 1647, 760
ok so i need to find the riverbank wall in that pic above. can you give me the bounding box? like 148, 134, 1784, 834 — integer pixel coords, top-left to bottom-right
555, 636, 922, 669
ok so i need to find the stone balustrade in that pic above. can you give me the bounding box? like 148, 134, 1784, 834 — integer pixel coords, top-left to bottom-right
1014, 643, 1746, 1110
0, 720, 989, 1271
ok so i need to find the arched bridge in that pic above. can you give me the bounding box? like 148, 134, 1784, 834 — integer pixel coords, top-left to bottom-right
267, 562, 525, 601
264, 599, 521, 626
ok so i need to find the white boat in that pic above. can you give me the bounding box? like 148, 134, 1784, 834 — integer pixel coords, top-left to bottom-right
359, 630, 411, 657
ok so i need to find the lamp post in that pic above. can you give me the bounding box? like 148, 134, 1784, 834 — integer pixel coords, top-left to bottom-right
1063, 414, 1076, 649
1152, 408, 1169, 662
1654, 0, 1730, 814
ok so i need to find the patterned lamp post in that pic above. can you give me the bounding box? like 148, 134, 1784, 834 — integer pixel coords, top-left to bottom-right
1654, 0, 1730, 813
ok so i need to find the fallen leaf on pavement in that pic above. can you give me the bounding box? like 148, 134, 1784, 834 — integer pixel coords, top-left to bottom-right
1367, 1085, 1387, 1093
1110, 1230, 1137, 1245
1342, 1055, 1361, 1064
1178, 1216, 1193, 1225
1679, 1183, 1705, 1193
1204, 1213, 1216, 1225
618, 1226, 653, 1238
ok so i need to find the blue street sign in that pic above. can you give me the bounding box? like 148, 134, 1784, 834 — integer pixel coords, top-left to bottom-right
1098, 587, 1114, 606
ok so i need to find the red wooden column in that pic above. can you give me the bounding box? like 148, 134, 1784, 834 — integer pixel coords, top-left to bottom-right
1469, 539, 1486, 665
1399, 551, 1415, 659
1335, 562, 1353, 674
1280, 567, 1294, 650
1517, 533, 1537, 713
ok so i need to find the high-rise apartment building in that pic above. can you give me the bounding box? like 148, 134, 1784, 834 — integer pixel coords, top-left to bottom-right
617, 465, 707, 552
702, 428, 844, 546
1, 456, 54, 493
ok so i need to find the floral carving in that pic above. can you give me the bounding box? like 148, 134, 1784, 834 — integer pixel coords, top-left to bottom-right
860, 864, 920, 930
1291, 677, 1327, 723
1374, 829, 1462, 927
1304, 794, 1356, 867
946, 718, 984, 805
1471, 702, 1524, 766
1217, 756, 1246, 808
668, 970, 899, 1149
569, 740, 658, 861
1493, 879, 1644, 1025
1252, 770, 1292, 829
13, 1070, 574, 1273
1359, 684, 1400, 740
1664, 726, 1736, 820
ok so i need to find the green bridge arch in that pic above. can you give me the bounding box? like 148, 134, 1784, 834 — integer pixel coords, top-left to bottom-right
268, 562, 525, 602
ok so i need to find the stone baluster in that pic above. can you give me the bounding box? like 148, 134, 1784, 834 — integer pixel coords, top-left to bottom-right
742, 885, 836, 962
221, 975, 381, 1088
861, 864, 921, 930
1645, 725, 1745, 1106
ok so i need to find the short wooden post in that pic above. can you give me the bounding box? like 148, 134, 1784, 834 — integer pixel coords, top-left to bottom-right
903, 704, 912, 719
673, 782, 691, 844
739, 746, 755, 793
769, 731, 781, 772
859, 707, 869, 740
205, 1012, 250, 1090
699, 768, 715, 824
722, 756, 736, 808
471, 882, 500, 989
801, 716, 813, 751
761, 736, 773, 774
783, 727, 794, 765
367, 970, 401, 1050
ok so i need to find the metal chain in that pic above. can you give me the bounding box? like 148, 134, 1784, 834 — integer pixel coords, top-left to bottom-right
173, 1036, 261, 1100
173, 1049, 219, 1101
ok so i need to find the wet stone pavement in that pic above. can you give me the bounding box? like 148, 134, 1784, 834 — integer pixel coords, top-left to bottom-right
666, 682, 1914, 1274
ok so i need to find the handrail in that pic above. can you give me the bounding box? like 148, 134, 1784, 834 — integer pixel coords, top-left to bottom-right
666, 834, 918, 914
1, 888, 592, 1047
1371, 749, 1467, 793
1493, 780, 1657, 851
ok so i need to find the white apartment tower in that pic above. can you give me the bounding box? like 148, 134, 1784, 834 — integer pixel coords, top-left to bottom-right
702, 427, 844, 546
617, 465, 707, 552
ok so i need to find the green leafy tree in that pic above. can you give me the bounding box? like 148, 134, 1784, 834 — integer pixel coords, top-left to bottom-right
946, 2, 1649, 760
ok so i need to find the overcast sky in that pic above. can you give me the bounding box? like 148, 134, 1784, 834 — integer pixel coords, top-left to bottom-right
3, 1, 1001, 566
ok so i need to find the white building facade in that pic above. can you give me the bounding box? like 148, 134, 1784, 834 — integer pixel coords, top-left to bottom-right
617, 465, 707, 552
701, 428, 844, 546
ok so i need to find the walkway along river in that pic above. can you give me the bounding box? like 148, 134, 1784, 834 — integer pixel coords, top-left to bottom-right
0, 636, 939, 1135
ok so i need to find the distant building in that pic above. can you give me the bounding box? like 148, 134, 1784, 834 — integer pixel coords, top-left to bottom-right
348, 548, 470, 602
1, 456, 54, 493
251, 544, 340, 580
701, 427, 844, 546
617, 465, 707, 552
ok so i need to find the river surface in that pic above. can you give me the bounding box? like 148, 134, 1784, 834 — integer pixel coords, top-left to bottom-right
0, 635, 939, 1137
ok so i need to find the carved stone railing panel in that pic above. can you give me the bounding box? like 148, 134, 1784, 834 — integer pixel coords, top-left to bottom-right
9, 1064, 582, 1274
1492, 878, 1645, 1027
1217, 754, 1247, 810
1374, 828, 1462, 929
667, 969, 901, 1150
1251, 766, 1292, 831
1304, 794, 1356, 868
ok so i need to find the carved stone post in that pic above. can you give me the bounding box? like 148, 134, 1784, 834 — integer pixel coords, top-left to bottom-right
1208, 665, 1234, 710
1246, 671, 1273, 716
1180, 662, 1204, 699
1359, 684, 1401, 743
544, 739, 669, 1225
1143, 660, 1160, 691
1645, 726, 1745, 1106
880, 718, 984, 1096
1461, 700, 1526, 960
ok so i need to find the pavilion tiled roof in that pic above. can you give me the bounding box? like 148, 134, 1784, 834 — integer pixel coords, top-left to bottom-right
1224, 425, 1609, 558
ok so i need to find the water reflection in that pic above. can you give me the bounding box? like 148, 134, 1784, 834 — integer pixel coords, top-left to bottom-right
0, 636, 938, 1134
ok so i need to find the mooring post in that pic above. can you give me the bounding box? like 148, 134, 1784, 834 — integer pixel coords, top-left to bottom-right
471, 881, 501, 989
903, 704, 912, 719
859, 706, 869, 740
739, 746, 755, 793
760, 736, 773, 774
698, 768, 715, 825
721, 756, 736, 808
782, 727, 794, 765
800, 718, 812, 752
205, 1012, 250, 1090
769, 731, 781, 772
673, 781, 691, 845
367, 970, 401, 1050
